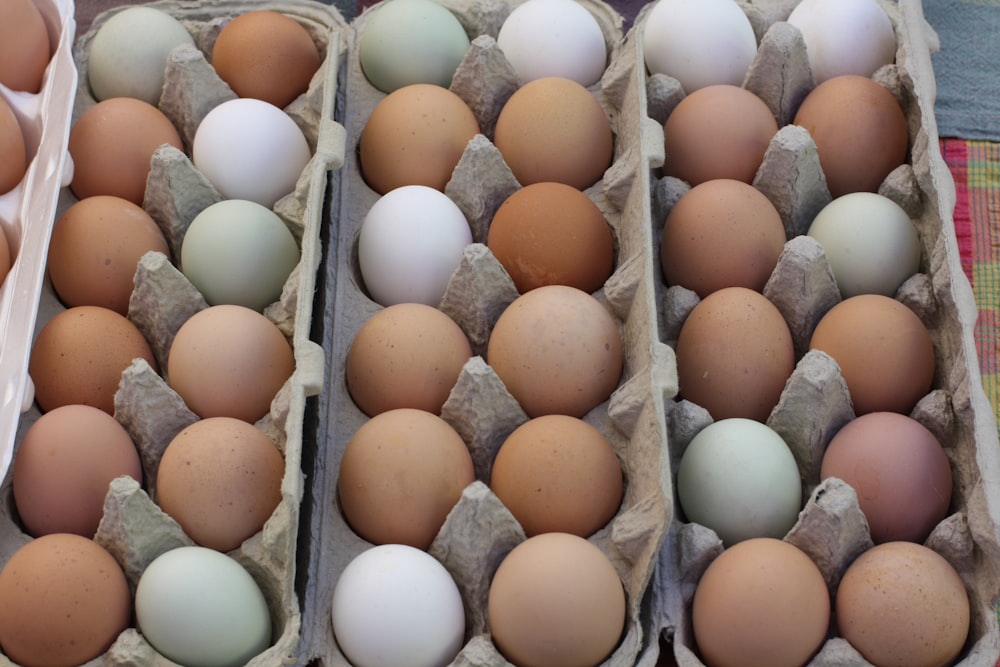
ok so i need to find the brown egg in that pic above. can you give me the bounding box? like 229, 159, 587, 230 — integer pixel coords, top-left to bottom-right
660, 179, 786, 297
794, 75, 908, 198
13, 405, 142, 538
663, 85, 778, 186
494, 77, 613, 190
68, 97, 184, 204
675, 287, 795, 422
487, 182, 614, 294
0, 0, 51, 94
487, 285, 623, 418
167, 305, 295, 423
47, 195, 170, 314
0, 223, 11, 288
29, 305, 158, 414
809, 294, 934, 415
0, 534, 131, 667
156, 417, 284, 552
488, 532, 626, 667
692, 538, 829, 667
0, 94, 27, 195
836, 542, 969, 667
359, 83, 480, 195
337, 408, 475, 550
211, 10, 322, 109
821, 412, 952, 544
490, 415, 623, 537
345, 303, 472, 417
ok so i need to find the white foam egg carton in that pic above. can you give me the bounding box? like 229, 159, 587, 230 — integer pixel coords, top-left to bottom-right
635, 0, 1000, 665
0, 1, 347, 665
0, 0, 76, 481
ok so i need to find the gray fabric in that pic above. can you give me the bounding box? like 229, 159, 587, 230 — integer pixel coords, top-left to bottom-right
926, 0, 1000, 140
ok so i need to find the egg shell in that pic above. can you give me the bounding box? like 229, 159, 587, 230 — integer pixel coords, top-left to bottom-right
0, 0, 51, 94
0, 95, 27, 195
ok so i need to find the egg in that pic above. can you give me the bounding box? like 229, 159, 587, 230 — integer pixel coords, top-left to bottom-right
337, 408, 475, 550
487, 284, 623, 418
675, 287, 795, 422
496, 0, 607, 87
29, 305, 158, 414
0, 534, 131, 667
212, 10, 322, 109
47, 195, 171, 314
487, 182, 614, 294
359, 83, 480, 195
490, 414, 623, 537
12, 404, 142, 538
488, 532, 626, 667
192, 98, 311, 209
87, 6, 196, 104
0, 223, 11, 288
156, 417, 284, 552
68, 97, 184, 205
345, 303, 473, 416
641, 0, 757, 94
135, 546, 272, 667
331, 544, 466, 667
0, 0, 51, 94
167, 305, 295, 423
821, 412, 952, 544
660, 179, 786, 297
809, 294, 934, 415
494, 76, 613, 190
358, 0, 471, 93
662, 85, 778, 186
793, 74, 908, 198
836, 542, 969, 667
677, 419, 802, 546
692, 538, 829, 667
0, 94, 27, 195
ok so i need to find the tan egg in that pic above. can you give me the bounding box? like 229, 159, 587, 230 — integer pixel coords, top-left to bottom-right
211, 10, 322, 109
0, 0, 51, 94
12, 404, 142, 538
692, 538, 829, 667
337, 408, 475, 550
47, 195, 170, 314
156, 417, 284, 553
167, 305, 295, 424
487, 182, 614, 294
675, 287, 795, 422
490, 415, 623, 537
487, 285, 623, 418
29, 305, 158, 414
836, 542, 969, 667
809, 294, 934, 415
68, 97, 184, 205
359, 83, 480, 195
0, 534, 131, 667
494, 77, 613, 190
488, 532, 626, 667
794, 75, 908, 198
345, 303, 472, 417
660, 179, 786, 298
0, 222, 11, 289
663, 85, 778, 186
0, 94, 27, 195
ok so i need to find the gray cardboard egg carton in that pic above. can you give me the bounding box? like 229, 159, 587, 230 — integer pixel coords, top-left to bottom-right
0, 1, 346, 665
634, 0, 1000, 665
300, 0, 677, 664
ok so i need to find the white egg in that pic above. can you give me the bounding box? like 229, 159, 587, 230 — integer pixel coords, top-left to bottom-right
807, 192, 921, 298
332, 544, 466, 667
787, 0, 896, 84
641, 0, 757, 94
193, 98, 311, 209
358, 185, 472, 307
497, 0, 607, 87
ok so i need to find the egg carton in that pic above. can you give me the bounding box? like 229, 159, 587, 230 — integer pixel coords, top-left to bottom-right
0, 0, 76, 482
0, 0, 347, 665
299, 0, 677, 664
634, 0, 1000, 665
